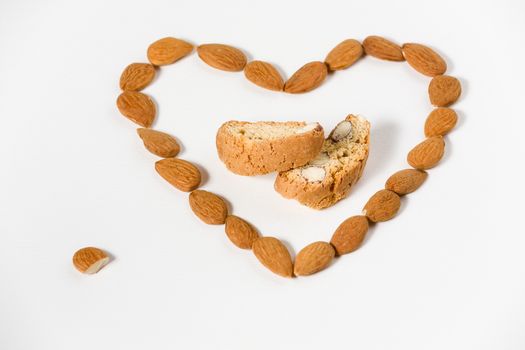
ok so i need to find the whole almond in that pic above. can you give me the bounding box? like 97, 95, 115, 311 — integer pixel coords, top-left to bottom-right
197, 44, 247, 72
424, 108, 458, 137
330, 215, 369, 255
324, 39, 363, 71
244, 60, 284, 91
252, 237, 293, 278
402, 43, 447, 77
407, 136, 445, 170
119, 63, 156, 91
428, 75, 461, 107
155, 158, 201, 192
72, 247, 110, 274
385, 169, 428, 195
189, 190, 228, 225
363, 36, 404, 61
225, 215, 259, 249
284, 61, 327, 93
116, 91, 156, 127
147, 37, 193, 66
363, 189, 401, 222
294, 242, 335, 276
137, 128, 180, 158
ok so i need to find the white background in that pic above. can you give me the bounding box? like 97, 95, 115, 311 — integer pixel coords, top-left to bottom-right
1, 0, 524, 349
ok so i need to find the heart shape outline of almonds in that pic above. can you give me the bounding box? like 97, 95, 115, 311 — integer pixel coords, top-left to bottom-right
114, 35, 461, 279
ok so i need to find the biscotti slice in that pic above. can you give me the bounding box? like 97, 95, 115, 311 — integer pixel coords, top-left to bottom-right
216, 121, 324, 176
275, 115, 370, 209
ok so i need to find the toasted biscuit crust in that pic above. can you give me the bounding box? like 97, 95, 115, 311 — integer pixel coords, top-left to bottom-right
216, 121, 324, 176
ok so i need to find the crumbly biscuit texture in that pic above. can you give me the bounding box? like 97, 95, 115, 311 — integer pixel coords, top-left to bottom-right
216, 121, 324, 175
275, 115, 370, 209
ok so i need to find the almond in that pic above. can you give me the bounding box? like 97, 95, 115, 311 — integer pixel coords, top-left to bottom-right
137, 128, 180, 158
116, 91, 156, 127
324, 39, 363, 71
189, 190, 228, 225
197, 44, 247, 72
252, 237, 293, 278
155, 158, 201, 192
402, 43, 447, 77
363, 36, 404, 61
424, 108, 458, 137
72, 247, 110, 274
407, 136, 445, 170
363, 189, 401, 222
385, 169, 428, 195
244, 60, 284, 91
294, 241, 335, 276
330, 215, 369, 255
119, 63, 156, 91
329, 120, 353, 141
428, 75, 461, 107
309, 152, 330, 166
284, 61, 328, 93
300, 166, 326, 183
147, 37, 193, 66
224, 215, 259, 249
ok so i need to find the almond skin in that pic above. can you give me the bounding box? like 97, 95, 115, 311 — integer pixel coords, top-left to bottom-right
294, 242, 335, 276
385, 169, 428, 195
402, 43, 447, 77
137, 128, 180, 158
407, 136, 445, 170
284, 61, 327, 93
225, 215, 259, 249
155, 158, 201, 192
147, 37, 193, 66
197, 44, 247, 72
363, 189, 401, 222
424, 108, 458, 137
244, 60, 284, 91
428, 75, 461, 107
330, 215, 369, 255
189, 190, 228, 225
72, 247, 110, 274
363, 36, 404, 61
324, 39, 363, 71
119, 63, 156, 91
252, 237, 293, 278
116, 91, 156, 127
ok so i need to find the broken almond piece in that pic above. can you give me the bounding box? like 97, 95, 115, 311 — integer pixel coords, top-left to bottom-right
72, 247, 110, 274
